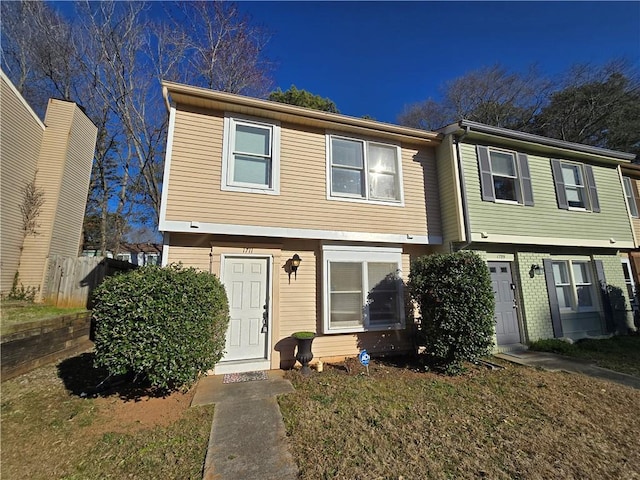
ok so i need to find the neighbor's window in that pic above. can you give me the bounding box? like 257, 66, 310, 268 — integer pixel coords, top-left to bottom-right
621, 258, 637, 311
323, 246, 404, 333
489, 150, 518, 201
561, 163, 587, 209
222, 115, 280, 194
477, 146, 534, 206
552, 260, 596, 311
550, 160, 600, 212
623, 176, 638, 218
328, 135, 402, 203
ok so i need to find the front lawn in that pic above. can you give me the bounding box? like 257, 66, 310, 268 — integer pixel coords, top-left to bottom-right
1, 353, 213, 479
529, 335, 640, 377
279, 357, 640, 480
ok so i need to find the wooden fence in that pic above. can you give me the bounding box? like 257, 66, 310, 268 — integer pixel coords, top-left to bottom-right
43, 255, 137, 308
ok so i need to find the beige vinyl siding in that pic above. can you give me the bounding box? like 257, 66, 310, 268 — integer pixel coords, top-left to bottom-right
49, 105, 97, 256
166, 234, 424, 369
0, 75, 44, 293
436, 136, 464, 248
18, 100, 97, 296
165, 106, 439, 240
460, 142, 634, 244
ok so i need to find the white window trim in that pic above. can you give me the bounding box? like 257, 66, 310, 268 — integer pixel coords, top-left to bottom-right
488, 148, 521, 203
560, 162, 588, 210
325, 133, 404, 206
623, 176, 639, 218
221, 113, 281, 195
322, 245, 405, 334
553, 259, 598, 313
621, 257, 636, 310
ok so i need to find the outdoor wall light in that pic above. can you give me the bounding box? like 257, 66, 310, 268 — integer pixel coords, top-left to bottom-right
530, 264, 543, 277
290, 254, 302, 279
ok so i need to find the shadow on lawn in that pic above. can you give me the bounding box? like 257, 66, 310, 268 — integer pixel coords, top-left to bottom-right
57, 352, 168, 401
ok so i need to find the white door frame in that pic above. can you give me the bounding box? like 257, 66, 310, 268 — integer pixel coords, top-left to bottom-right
215, 254, 273, 374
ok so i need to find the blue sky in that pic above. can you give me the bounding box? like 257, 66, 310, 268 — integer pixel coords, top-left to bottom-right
236, 1, 640, 123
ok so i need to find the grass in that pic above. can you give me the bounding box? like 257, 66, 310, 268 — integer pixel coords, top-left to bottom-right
279, 357, 640, 480
1, 356, 214, 479
1, 300, 87, 334
529, 335, 640, 377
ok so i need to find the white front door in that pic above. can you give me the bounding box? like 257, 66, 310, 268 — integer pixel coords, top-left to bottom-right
221, 257, 270, 363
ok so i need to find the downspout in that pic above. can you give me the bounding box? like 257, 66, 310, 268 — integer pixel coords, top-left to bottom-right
453, 123, 473, 251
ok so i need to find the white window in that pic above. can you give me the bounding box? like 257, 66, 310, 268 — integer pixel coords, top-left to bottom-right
561, 163, 587, 209
552, 260, 596, 312
322, 246, 405, 333
489, 150, 519, 202
222, 114, 280, 194
327, 135, 402, 203
623, 177, 638, 218
621, 258, 636, 310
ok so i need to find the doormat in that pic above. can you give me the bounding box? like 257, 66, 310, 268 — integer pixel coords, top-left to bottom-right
223, 371, 268, 384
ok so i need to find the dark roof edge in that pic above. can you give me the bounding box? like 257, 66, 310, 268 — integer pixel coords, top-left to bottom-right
439, 120, 636, 162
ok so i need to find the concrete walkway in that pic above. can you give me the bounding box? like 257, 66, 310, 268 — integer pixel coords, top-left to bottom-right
495, 350, 640, 390
192, 371, 298, 480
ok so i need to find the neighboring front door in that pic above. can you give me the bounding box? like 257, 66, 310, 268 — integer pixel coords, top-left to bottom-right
489, 261, 521, 345
221, 257, 270, 363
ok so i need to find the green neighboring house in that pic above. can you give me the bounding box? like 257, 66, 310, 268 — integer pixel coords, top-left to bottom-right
436, 120, 637, 348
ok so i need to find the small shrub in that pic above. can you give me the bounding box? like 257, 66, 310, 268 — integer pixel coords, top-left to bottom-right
92, 264, 229, 390
529, 338, 578, 356
409, 251, 495, 374
5, 272, 39, 302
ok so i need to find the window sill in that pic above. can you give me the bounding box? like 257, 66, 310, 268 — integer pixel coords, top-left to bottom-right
494, 199, 522, 206
327, 195, 404, 207
221, 184, 280, 195
567, 207, 590, 212
323, 323, 405, 335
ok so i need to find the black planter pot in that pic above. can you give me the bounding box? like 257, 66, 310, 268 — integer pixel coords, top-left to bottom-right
293, 332, 315, 375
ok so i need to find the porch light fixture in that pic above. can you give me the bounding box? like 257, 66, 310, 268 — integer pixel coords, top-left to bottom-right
530, 264, 543, 277
290, 254, 302, 280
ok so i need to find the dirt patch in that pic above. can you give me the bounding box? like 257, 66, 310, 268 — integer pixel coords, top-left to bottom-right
88, 388, 195, 435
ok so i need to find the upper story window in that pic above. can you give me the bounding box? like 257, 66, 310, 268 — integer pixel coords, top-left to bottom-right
322, 245, 405, 334
222, 114, 280, 194
550, 159, 600, 212
623, 176, 638, 218
328, 135, 402, 204
477, 146, 534, 206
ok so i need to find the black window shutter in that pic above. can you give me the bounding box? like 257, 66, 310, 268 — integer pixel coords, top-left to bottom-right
477, 146, 495, 202
517, 153, 534, 206
543, 259, 563, 338
550, 160, 568, 210
584, 165, 601, 213
594, 260, 613, 332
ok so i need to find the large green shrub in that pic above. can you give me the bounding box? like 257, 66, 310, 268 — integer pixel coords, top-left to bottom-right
92, 264, 229, 390
409, 251, 495, 374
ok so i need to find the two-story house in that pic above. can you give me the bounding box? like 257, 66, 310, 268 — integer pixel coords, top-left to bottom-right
159, 82, 442, 374
436, 120, 636, 348
158, 82, 637, 374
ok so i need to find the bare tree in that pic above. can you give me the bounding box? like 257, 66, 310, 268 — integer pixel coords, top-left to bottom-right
176, 1, 274, 96
399, 65, 553, 131
2, 0, 275, 249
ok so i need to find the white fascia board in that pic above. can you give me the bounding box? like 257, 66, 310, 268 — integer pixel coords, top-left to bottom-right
470, 232, 633, 249
159, 219, 441, 245
158, 104, 176, 226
